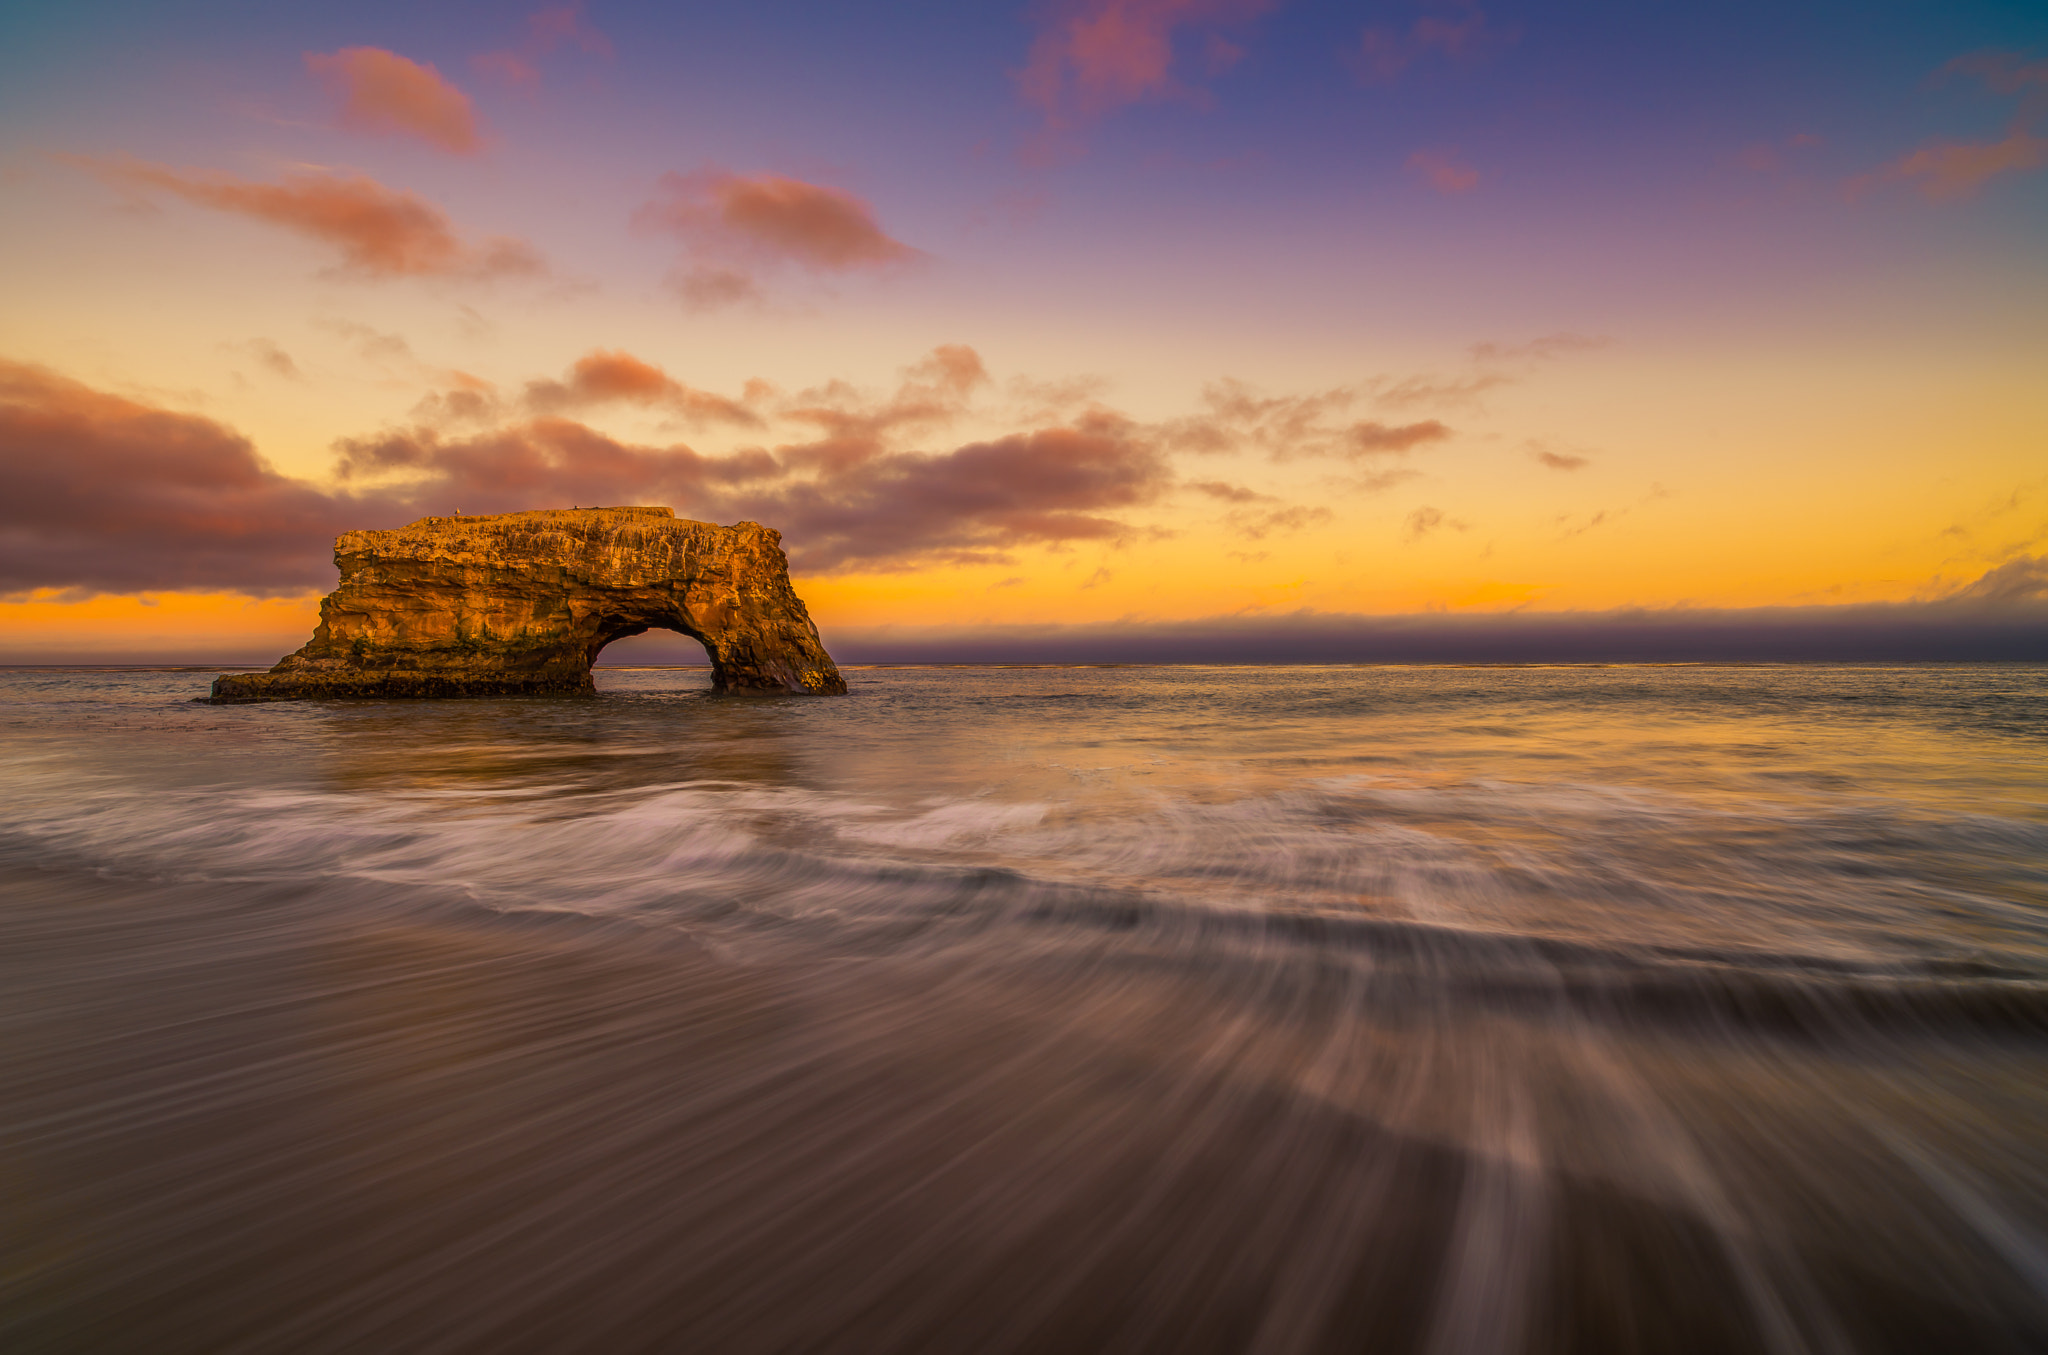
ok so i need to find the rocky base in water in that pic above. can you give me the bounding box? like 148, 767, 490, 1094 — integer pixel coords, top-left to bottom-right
210, 507, 845, 701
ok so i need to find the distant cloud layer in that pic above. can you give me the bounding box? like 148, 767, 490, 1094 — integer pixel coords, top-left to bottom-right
305, 47, 485, 154
826, 598, 2048, 665
8, 350, 2040, 669
76, 157, 544, 279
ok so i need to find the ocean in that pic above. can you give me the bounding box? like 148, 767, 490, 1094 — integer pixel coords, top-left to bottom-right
2, 663, 2044, 1353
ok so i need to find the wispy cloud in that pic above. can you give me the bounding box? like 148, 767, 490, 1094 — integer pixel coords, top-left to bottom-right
474, 3, 614, 88
1016, 0, 1273, 156
1350, 4, 1517, 85
1403, 504, 1467, 541
305, 48, 484, 154
1406, 148, 1479, 194
73, 157, 544, 279
1527, 440, 1589, 471
1850, 49, 2048, 200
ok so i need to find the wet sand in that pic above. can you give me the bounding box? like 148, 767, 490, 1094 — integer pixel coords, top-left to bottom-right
6, 863, 2044, 1355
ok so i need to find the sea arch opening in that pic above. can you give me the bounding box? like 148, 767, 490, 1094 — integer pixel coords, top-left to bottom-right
589, 613, 720, 686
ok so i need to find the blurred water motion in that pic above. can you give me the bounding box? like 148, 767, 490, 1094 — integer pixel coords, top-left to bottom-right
2, 663, 2045, 1353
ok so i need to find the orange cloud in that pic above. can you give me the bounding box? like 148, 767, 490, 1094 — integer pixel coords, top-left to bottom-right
1528, 441, 1590, 471
520, 350, 764, 427
1348, 420, 1451, 455
76, 157, 543, 279
777, 345, 991, 474
636, 170, 917, 304
641, 170, 916, 268
1407, 148, 1479, 194
1403, 505, 1467, 541
1168, 380, 1454, 461
305, 47, 483, 154
1017, 0, 1272, 138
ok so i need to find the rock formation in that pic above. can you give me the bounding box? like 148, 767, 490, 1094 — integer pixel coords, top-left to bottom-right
210, 508, 846, 701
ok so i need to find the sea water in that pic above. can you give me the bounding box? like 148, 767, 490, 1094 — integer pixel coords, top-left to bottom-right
2, 664, 2044, 1352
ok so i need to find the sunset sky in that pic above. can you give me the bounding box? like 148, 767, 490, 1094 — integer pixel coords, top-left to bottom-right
3, 0, 2044, 662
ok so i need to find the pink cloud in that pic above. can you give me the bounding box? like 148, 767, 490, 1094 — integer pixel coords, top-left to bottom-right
474, 3, 614, 88
636, 170, 918, 307
1407, 148, 1479, 194
1017, 0, 1273, 142
305, 47, 483, 154
75, 157, 543, 279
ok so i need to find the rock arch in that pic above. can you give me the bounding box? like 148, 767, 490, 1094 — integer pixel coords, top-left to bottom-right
211, 508, 846, 701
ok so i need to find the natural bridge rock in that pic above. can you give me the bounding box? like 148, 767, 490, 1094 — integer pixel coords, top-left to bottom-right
210, 508, 846, 701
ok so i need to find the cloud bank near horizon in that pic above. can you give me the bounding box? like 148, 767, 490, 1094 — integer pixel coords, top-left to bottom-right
4, 352, 2042, 663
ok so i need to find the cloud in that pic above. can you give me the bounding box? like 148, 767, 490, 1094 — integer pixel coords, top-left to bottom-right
824, 592, 2048, 665
1851, 49, 2048, 200
1528, 441, 1589, 470
305, 48, 483, 154
231, 338, 302, 380
331, 417, 782, 507
1228, 504, 1334, 539
1557, 507, 1621, 539
1163, 380, 1454, 461
754, 412, 1169, 570
0, 359, 388, 595
1350, 5, 1517, 85
672, 266, 763, 311
1946, 553, 2048, 604
1851, 132, 2048, 201
1016, 0, 1273, 151
1938, 50, 2048, 98
334, 406, 1169, 573
1362, 335, 1608, 416
76, 157, 544, 279
1187, 479, 1269, 502
1470, 333, 1610, 365
1407, 148, 1479, 194
1371, 372, 1511, 410
774, 345, 991, 474
1349, 420, 1451, 455
636, 169, 917, 308
520, 350, 764, 428
1403, 504, 1467, 541
475, 3, 615, 88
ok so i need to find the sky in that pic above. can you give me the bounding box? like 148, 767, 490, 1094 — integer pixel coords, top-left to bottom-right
2, 0, 2045, 663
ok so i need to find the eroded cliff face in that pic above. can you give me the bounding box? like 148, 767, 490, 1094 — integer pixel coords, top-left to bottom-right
210, 507, 846, 701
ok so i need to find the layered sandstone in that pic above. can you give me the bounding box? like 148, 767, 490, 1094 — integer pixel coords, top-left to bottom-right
210, 508, 846, 701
